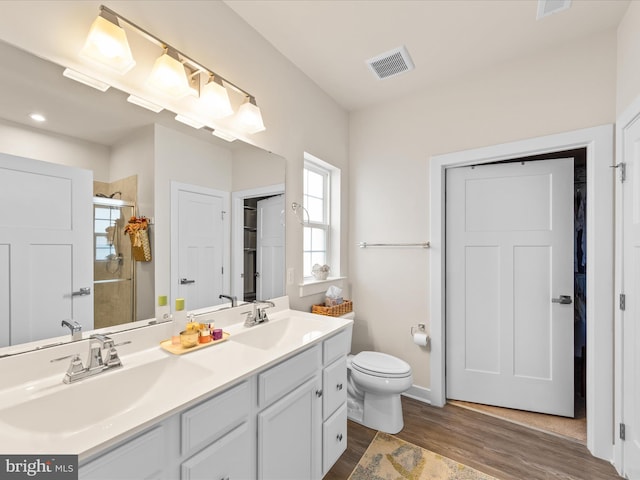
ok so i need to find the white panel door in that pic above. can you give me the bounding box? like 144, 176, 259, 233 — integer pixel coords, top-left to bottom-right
176, 188, 225, 310
446, 158, 574, 417
621, 115, 640, 478
256, 194, 285, 300
0, 154, 93, 346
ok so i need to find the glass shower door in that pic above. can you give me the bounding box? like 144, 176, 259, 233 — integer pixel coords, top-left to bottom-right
93, 198, 135, 329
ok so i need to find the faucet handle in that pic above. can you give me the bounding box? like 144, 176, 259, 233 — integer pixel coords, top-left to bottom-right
62, 355, 85, 384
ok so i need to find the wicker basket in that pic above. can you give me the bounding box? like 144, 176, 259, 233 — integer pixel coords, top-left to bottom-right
311, 300, 353, 317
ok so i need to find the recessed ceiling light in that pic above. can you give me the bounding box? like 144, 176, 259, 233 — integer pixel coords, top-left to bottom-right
29, 113, 46, 122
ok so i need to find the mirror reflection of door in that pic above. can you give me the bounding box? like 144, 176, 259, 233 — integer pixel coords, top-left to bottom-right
173, 183, 228, 311
242, 194, 284, 302
0, 154, 93, 346
256, 194, 285, 300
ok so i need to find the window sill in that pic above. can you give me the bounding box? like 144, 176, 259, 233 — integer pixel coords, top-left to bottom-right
299, 276, 346, 298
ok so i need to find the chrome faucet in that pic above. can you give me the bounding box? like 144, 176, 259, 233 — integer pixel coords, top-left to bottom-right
61, 320, 82, 341
243, 300, 275, 327
219, 294, 237, 307
52, 334, 130, 384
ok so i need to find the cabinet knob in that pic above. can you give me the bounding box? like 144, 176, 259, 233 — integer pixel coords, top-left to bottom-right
315, 389, 323, 397
336, 383, 343, 391
337, 433, 343, 442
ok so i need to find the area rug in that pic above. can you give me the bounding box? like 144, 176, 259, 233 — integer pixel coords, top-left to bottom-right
348, 432, 498, 480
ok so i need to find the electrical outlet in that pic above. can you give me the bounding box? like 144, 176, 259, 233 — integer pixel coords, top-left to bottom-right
287, 268, 294, 285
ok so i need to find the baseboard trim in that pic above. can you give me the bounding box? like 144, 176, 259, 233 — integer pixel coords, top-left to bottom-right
403, 385, 431, 404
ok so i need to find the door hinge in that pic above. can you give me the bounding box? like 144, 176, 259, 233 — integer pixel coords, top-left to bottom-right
620, 423, 626, 441
221, 210, 226, 220
611, 162, 626, 182
620, 293, 626, 311
221, 267, 224, 275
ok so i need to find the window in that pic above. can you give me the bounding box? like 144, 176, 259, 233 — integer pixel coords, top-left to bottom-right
94, 206, 118, 261
300, 152, 342, 294
303, 160, 330, 278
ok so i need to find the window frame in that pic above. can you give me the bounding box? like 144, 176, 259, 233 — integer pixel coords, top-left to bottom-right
303, 159, 331, 279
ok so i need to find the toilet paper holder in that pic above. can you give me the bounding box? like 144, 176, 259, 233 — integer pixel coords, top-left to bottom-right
410, 323, 427, 338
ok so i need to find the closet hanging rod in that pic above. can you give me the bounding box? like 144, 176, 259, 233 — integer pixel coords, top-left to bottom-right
358, 241, 430, 249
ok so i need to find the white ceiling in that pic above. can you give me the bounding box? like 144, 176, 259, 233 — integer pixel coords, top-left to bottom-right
224, 0, 630, 112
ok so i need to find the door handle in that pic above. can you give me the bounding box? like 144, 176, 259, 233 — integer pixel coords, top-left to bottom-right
552, 295, 572, 305
180, 278, 196, 285
72, 287, 91, 296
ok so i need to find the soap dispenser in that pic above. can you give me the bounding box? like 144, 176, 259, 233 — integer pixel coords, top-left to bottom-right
172, 298, 187, 344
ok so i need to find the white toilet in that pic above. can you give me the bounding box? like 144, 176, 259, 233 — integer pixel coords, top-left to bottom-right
347, 351, 413, 434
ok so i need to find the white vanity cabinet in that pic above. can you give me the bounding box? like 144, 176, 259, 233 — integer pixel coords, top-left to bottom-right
79, 325, 352, 480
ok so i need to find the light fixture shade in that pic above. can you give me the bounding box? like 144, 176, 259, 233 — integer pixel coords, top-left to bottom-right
199, 78, 233, 119
146, 50, 195, 99
79, 14, 136, 75
236, 98, 266, 134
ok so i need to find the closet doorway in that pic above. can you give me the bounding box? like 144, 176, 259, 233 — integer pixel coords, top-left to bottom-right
429, 125, 614, 460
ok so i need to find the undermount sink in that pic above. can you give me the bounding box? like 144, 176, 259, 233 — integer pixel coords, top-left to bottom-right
230, 316, 326, 350
0, 356, 211, 434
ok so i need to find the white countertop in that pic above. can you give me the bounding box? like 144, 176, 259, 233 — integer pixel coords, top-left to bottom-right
0, 297, 352, 461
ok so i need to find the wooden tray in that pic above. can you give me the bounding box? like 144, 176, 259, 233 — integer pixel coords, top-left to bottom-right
160, 331, 230, 355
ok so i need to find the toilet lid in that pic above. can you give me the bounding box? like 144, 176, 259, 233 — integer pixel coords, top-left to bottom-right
352, 351, 411, 377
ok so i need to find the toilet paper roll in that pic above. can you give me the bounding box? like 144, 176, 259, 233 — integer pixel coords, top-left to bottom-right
413, 332, 429, 346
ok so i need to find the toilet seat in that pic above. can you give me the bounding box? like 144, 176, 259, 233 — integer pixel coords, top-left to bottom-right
351, 351, 411, 378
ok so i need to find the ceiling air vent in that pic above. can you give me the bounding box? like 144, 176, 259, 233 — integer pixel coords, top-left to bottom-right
366, 45, 414, 80
536, 0, 572, 19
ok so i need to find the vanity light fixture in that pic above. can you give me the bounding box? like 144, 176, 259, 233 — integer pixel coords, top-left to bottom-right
175, 114, 205, 129
62, 68, 111, 92
77, 5, 266, 134
147, 48, 196, 99
235, 96, 266, 134
126, 94, 164, 113
199, 75, 233, 119
79, 6, 136, 75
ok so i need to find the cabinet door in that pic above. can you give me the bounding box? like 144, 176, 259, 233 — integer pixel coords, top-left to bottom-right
258, 377, 322, 480
181, 422, 253, 480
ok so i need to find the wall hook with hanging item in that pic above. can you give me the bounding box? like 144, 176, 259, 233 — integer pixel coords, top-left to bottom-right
124, 216, 152, 261
291, 202, 310, 224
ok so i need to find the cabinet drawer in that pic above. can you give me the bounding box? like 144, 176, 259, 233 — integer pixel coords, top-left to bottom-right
322, 404, 347, 475
323, 357, 347, 420
181, 381, 250, 456
181, 422, 253, 480
258, 344, 321, 407
79, 426, 165, 480
323, 328, 351, 366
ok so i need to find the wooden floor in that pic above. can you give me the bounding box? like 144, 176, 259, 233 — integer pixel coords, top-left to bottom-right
325, 397, 622, 480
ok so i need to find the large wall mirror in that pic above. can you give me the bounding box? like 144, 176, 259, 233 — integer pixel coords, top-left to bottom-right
0, 40, 285, 353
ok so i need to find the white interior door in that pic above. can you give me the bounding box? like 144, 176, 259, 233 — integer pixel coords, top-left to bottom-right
620, 115, 640, 477
446, 158, 574, 417
174, 186, 226, 311
256, 194, 285, 300
0, 153, 93, 346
